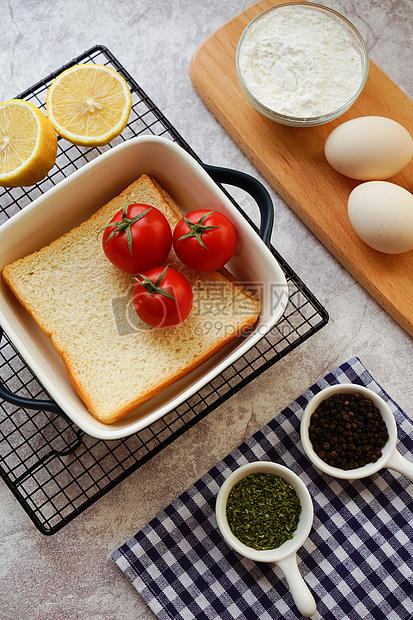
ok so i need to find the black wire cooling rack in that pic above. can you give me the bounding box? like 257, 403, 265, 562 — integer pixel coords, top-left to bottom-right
0, 45, 329, 535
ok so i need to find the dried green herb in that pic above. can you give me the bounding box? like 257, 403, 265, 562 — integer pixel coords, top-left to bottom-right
226, 472, 301, 550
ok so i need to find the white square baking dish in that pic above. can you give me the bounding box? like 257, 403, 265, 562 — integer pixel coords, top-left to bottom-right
0, 136, 288, 439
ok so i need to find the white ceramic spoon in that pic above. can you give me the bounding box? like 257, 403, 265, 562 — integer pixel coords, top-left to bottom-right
216, 461, 316, 617
301, 383, 413, 481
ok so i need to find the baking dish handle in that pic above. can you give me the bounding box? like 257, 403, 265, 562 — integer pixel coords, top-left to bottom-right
202, 163, 274, 247
0, 380, 72, 423
0, 329, 72, 423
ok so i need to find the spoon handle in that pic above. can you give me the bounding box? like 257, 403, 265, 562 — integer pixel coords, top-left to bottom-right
276, 553, 316, 617
387, 450, 413, 482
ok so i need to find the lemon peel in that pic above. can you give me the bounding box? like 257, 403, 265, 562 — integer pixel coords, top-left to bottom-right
0, 99, 58, 188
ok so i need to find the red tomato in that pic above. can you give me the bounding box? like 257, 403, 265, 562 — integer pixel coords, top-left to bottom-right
172, 209, 237, 271
133, 265, 193, 328
102, 203, 172, 273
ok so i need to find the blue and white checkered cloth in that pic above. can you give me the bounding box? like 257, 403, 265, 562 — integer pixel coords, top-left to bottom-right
112, 358, 413, 619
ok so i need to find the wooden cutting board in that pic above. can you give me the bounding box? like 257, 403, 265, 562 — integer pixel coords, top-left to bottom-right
190, 0, 413, 337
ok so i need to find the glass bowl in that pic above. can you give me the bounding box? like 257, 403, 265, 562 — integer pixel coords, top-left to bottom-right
236, 2, 369, 127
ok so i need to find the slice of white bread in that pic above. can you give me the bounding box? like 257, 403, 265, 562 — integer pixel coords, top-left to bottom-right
2, 175, 260, 424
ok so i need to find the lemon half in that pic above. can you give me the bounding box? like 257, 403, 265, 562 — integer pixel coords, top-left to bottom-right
0, 99, 58, 188
46, 64, 132, 147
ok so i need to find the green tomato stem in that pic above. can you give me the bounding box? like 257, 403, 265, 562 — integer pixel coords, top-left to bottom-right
135, 265, 177, 301
100, 202, 152, 255
178, 211, 220, 251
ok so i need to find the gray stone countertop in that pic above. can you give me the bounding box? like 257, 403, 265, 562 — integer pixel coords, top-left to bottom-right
0, 1, 412, 618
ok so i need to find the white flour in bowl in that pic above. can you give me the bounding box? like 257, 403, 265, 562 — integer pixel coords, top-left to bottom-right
238, 5, 364, 118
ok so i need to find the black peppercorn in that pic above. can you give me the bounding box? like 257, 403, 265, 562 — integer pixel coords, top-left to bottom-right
308, 392, 389, 470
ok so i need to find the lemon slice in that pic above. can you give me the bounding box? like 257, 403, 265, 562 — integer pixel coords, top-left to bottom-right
0, 99, 58, 188
46, 64, 132, 147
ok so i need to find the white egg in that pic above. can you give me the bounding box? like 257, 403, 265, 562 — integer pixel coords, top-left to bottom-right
348, 181, 413, 254
325, 116, 413, 180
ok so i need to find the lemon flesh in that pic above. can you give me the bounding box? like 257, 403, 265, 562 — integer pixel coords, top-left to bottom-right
0, 99, 58, 188
46, 64, 132, 147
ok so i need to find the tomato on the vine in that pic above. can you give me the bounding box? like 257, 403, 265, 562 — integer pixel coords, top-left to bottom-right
101, 202, 172, 273
172, 209, 237, 271
133, 265, 193, 328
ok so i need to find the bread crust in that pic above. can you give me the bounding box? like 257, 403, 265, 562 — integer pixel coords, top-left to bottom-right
2, 175, 260, 424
